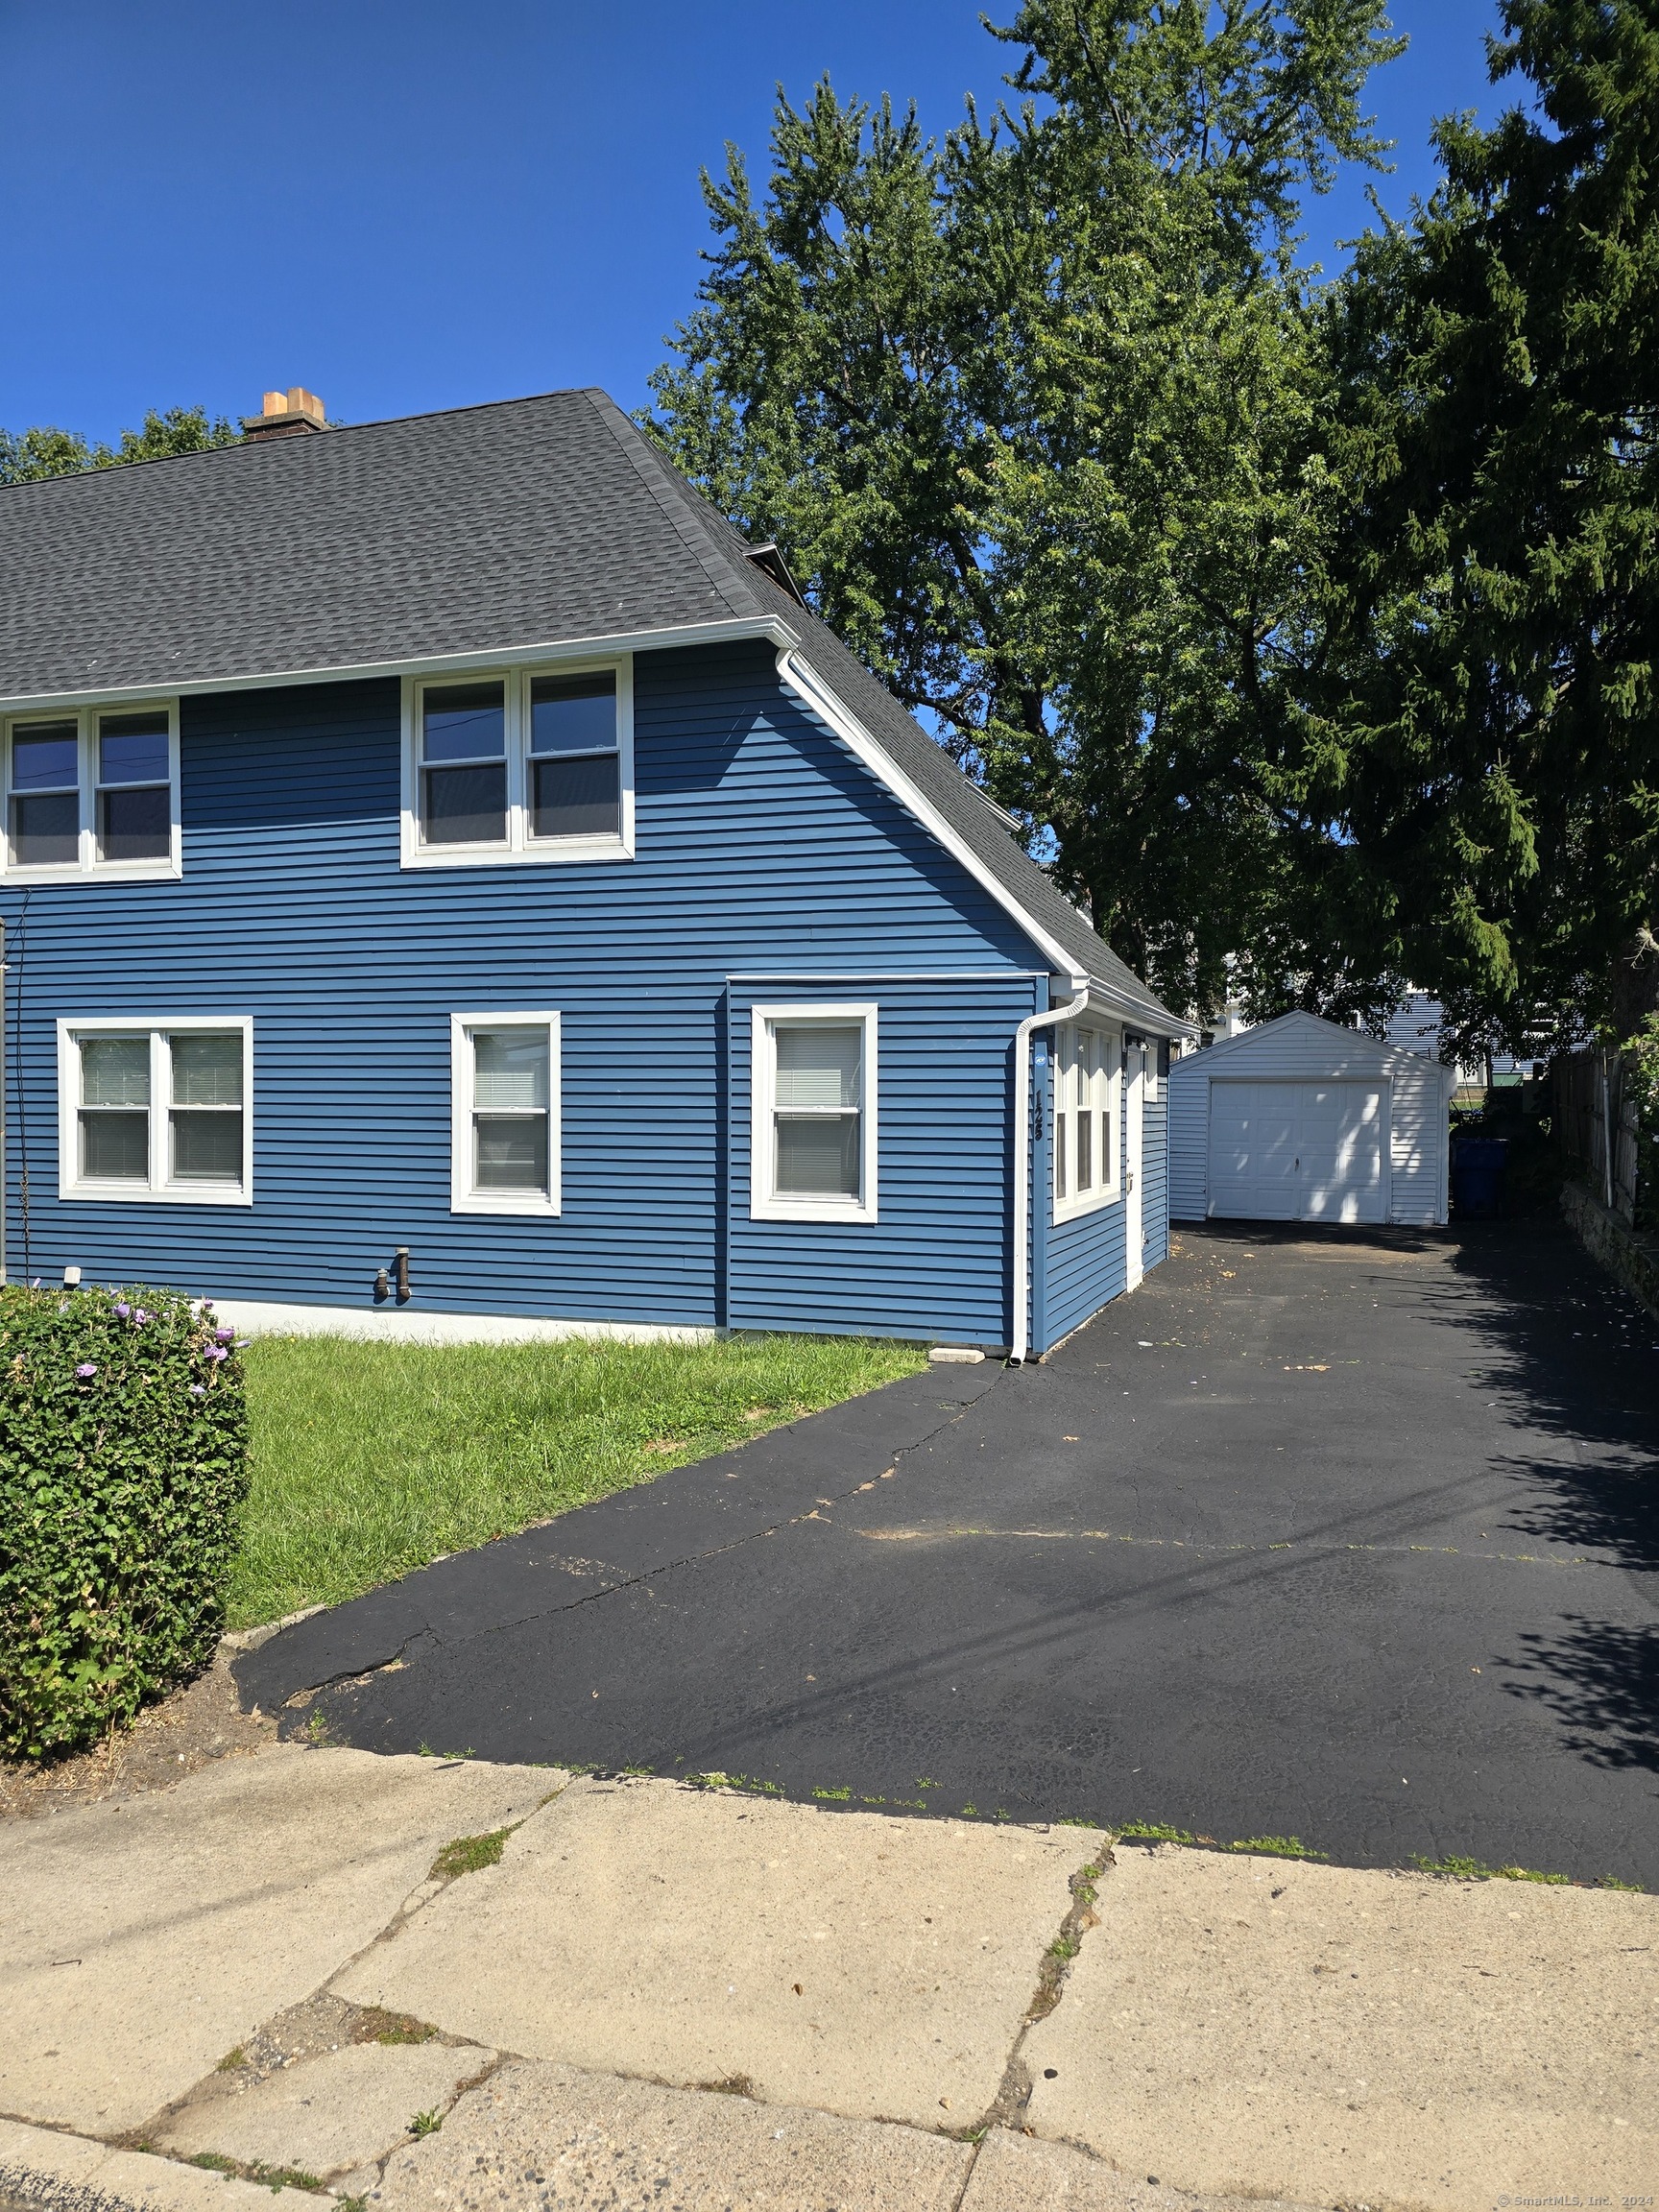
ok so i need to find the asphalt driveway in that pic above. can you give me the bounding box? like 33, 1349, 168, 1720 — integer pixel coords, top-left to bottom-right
238, 1217, 1659, 1886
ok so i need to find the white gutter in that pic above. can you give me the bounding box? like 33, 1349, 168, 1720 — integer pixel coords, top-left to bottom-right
1010, 987, 1090, 1365
0, 613, 802, 718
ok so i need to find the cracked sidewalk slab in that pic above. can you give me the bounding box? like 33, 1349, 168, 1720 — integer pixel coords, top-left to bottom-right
1022, 1842, 1659, 2209
366, 2058, 975, 2212
0, 1745, 562, 2134
231, 1367, 998, 1716
960, 2131, 1319, 2212
0, 2119, 289, 2212
150, 2039, 497, 2178
331, 1772, 1102, 2133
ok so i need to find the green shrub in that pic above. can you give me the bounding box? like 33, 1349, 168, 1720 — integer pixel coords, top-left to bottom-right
0, 1284, 249, 1758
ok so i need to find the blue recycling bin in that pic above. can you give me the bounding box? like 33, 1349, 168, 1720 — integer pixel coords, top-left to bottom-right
1452, 1137, 1508, 1218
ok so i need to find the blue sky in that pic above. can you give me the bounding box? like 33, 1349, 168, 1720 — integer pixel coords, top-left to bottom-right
2, 0, 1509, 445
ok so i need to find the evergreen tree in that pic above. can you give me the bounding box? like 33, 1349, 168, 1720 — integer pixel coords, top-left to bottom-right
1319, 0, 1659, 1057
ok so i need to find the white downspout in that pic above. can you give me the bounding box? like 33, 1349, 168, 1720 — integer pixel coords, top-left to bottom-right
1011, 986, 1089, 1364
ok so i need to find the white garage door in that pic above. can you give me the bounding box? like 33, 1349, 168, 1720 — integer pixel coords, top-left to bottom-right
1208, 1081, 1385, 1223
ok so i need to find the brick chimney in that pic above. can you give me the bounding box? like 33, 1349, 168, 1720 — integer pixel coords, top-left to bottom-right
242, 387, 326, 443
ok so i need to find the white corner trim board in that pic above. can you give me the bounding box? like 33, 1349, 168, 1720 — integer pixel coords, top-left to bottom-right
1011, 987, 1090, 1365
204, 1300, 716, 1347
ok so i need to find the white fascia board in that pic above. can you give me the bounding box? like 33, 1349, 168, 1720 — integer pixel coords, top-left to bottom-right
777, 650, 1087, 994
1177, 1011, 1311, 1067
0, 614, 801, 717
1191, 1007, 1457, 1078
1083, 982, 1195, 1038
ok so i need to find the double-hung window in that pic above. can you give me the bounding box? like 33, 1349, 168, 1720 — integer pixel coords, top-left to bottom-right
406, 662, 632, 866
751, 1004, 878, 1223
58, 1020, 252, 1203
450, 1014, 561, 1214
1052, 1022, 1119, 1221
5, 704, 179, 880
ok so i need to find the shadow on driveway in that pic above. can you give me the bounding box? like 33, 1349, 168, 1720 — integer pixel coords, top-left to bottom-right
238, 1217, 1659, 1884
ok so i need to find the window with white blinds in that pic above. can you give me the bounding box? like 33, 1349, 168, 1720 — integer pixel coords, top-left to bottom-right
751, 1004, 878, 1222
1052, 1022, 1119, 1221
450, 1013, 561, 1214
57, 1020, 252, 1203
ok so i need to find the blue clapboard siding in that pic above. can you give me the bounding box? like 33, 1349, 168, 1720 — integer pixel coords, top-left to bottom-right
1035, 1057, 1172, 1354
1, 639, 1064, 1333
1039, 1062, 1129, 1353
1142, 1086, 1169, 1269
727, 976, 1037, 1347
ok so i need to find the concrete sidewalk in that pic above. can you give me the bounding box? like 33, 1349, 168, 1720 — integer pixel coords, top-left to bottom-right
1, 1743, 1653, 2212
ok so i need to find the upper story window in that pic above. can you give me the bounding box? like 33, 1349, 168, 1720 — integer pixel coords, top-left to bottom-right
403, 661, 633, 868
4, 705, 179, 881
450, 1012, 561, 1215
1053, 1022, 1120, 1222
750, 1003, 878, 1224
57, 1018, 252, 1204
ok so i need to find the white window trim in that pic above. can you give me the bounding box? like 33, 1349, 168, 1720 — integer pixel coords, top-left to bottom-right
4, 703, 181, 884
450, 1012, 562, 1216
1052, 1020, 1122, 1224
401, 659, 635, 870
750, 1002, 878, 1224
57, 1017, 252, 1205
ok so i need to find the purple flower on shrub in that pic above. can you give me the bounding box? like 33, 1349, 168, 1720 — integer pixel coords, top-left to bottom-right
133, 1309, 150, 1326
113, 1302, 131, 1319
205, 1345, 228, 1362
188, 1383, 207, 1397
76, 1362, 97, 1379
214, 1325, 234, 1344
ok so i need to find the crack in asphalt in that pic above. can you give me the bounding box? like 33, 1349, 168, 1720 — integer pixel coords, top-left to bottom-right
853, 1527, 1644, 1572
278, 1382, 1003, 1706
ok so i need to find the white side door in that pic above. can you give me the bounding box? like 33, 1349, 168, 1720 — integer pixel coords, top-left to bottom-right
1124, 1042, 1146, 1287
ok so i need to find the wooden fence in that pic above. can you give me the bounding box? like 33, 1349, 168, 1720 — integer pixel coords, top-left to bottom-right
1553, 1049, 1641, 1224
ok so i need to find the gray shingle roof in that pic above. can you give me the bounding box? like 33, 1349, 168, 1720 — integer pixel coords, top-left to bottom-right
0, 386, 1181, 1029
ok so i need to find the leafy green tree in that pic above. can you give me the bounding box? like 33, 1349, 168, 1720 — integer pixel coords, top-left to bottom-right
0, 404, 238, 486
0, 424, 98, 483
645, 1, 1405, 1019
1317, 0, 1659, 1058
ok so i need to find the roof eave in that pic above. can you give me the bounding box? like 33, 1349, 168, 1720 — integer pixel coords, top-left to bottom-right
780, 646, 1189, 1030
1088, 977, 1196, 1037
0, 612, 802, 718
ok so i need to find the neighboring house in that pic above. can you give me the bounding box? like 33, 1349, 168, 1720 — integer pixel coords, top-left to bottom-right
0, 387, 1184, 1357
1384, 992, 1543, 1091
1168, 1012, 1455, 1227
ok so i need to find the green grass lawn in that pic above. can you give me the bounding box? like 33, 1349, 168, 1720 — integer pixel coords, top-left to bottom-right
230, 1331, 926, 1628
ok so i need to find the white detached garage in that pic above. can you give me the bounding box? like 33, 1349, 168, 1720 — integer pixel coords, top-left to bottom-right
1168, 1012, 1455, 1227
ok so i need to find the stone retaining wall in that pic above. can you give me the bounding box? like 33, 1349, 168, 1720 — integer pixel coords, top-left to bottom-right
1561, 1177, 1659, 1323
